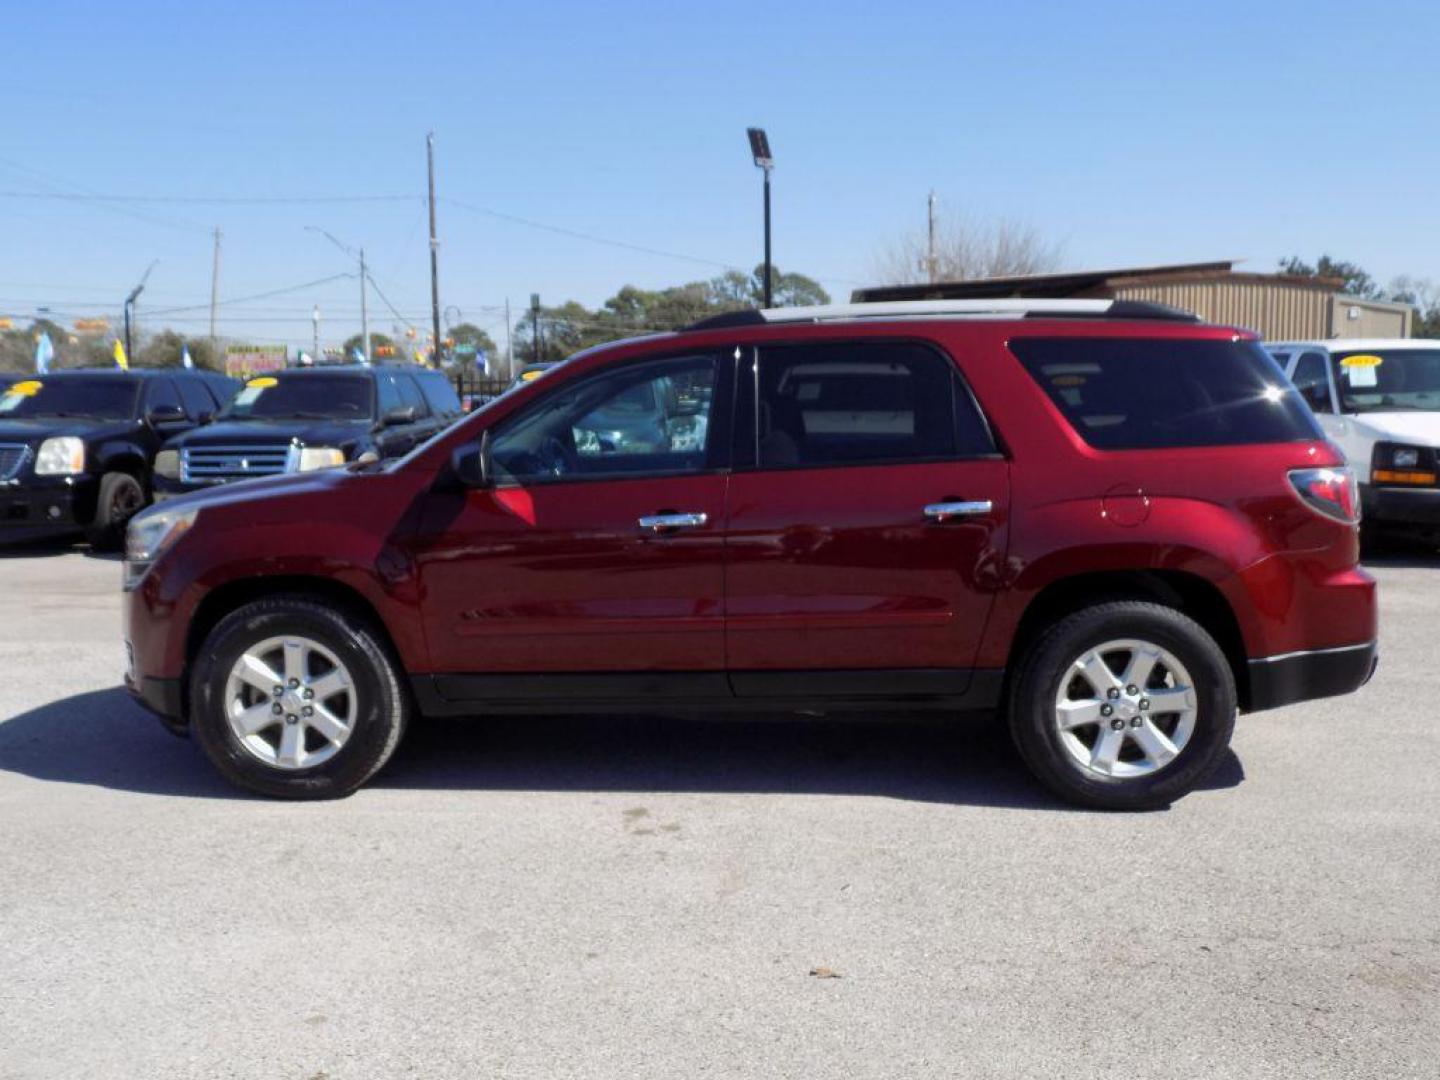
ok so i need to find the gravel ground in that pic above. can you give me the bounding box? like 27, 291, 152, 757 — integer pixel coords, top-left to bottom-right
0, 548, 1436, 1080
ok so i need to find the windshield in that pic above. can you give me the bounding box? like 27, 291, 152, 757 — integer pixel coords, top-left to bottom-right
219, 374, 373, 420
1334, 349, 1440, 413
0, 377, 138, 420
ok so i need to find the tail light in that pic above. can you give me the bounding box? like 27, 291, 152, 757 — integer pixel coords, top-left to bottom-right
1289, 467, 1360, 524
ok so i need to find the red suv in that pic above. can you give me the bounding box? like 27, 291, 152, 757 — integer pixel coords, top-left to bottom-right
122, 300, 1377, 808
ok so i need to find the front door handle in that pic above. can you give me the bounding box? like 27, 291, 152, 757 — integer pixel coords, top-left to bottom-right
638, 511, 709, 532
924, 500, 993, 522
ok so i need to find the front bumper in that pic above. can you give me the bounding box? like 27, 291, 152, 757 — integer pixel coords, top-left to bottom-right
1246, 640, 1378, 713
124, 667, 187, 735
0, 475, 98, 540
1361, 483, 1440, 529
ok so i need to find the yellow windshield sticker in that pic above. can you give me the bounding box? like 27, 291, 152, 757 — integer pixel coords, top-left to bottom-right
521, 369, 543, 381
246, 376, 279, 388
1340, 354, 1383, 368
8, 380, 42, 396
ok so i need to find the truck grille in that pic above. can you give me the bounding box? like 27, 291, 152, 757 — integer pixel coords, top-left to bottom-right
181, 442, 294, 483
0, 443, 29, 482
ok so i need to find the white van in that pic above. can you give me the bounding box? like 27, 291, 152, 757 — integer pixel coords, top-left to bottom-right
1270, 339, 1440, 540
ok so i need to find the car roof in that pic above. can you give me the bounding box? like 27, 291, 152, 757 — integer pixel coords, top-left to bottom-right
687, 298, 1200, 330
1269, 339, 1438, 352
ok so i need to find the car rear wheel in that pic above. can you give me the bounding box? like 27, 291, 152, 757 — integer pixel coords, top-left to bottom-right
86, 471, 146, 550
189, 597, 408, 799
1008, 601, 1236, 810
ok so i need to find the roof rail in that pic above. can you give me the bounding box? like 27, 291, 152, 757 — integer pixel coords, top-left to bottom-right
685, 298, 1197, 331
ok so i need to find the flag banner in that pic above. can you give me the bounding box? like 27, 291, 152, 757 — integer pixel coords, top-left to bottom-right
35, 332, 54, 375
113, 339, 129, 370
181, 345, 194, 369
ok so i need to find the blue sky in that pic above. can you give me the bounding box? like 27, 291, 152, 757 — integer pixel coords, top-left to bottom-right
2, 0, 1436, 350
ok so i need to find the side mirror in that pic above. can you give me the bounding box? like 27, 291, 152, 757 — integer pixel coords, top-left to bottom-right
147, 403, 187, 426
381, 405, 418, 427
450, 431, 492, 488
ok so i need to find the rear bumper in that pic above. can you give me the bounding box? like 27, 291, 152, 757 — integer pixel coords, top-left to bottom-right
1246, 640, 1377, 713
1361, 484, 1440, 529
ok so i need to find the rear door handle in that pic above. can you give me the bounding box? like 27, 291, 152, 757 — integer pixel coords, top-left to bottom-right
638, 511, 709, 532
924, 500, 993, 522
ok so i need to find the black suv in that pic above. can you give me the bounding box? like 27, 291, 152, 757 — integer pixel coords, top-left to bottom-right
0, 367, 238, 547
152, 365, 463, 497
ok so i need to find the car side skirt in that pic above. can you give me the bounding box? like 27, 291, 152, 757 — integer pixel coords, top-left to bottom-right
411, 668, 1005, 717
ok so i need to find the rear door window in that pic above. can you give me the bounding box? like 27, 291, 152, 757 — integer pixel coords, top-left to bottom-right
395, 373, 429, 419
143, 377, 183, 415
746, 341, 994, 469
1291, 351, 1335, 414
1010, 337, 1322, 450
416, 371, 463, 419
177, 377, 216, 420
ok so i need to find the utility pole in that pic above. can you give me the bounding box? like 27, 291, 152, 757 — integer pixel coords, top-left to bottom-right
359, 248, 371, 365
123, 259, 158, 365
426, 131, 442, 368
530, 293, 542, 364
312, 305, 320, 360
209, 227, 222, 348
926, 191, 937, 283
746, 128, 774, 308
504, 297, 513, 381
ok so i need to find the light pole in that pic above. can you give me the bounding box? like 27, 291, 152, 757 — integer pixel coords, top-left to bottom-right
530, 293, 542, 364
312, 305, 321, 361
747, 127, 774, 308
123, 260, 159, 363
306, 226, 369, 365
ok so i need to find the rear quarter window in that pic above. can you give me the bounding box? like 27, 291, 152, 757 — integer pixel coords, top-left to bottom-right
1009, 337, 1322, 450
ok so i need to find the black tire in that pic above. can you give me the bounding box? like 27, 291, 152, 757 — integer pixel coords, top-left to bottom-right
1007, 601, 1237, 811
189, 596, 409, 799
86, 471, 147, 550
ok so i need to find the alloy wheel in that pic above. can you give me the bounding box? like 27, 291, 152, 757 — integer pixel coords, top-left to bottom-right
223, 635, 357, 770
1053, 638, 1198, 779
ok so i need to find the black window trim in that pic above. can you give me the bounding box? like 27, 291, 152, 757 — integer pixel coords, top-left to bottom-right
731, 336, 1004, 476
1292, 350, 1338, 415
488, 348, 737, 490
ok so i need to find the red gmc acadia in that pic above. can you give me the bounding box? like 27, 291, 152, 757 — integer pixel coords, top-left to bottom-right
122, 299, 1378, 808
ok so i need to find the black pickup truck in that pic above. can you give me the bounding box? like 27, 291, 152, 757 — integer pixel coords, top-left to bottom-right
0, 367, 238, 547
152, 365, 463, 498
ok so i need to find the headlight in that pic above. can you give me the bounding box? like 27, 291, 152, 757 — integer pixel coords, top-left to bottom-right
35, 436, 85, 476
1392, 447, 1421, 468
153, 449, 180, 479
1372, 443, 1437, 486
124, 506, 199, 588
295, 446, 346, 471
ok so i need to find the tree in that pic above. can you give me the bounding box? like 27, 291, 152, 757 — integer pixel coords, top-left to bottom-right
872, 215, 1063, 285
1389, 276, 1440, 338
709, 265, 830, 309
1279, 255, 1379, 299
340, 332, 396, 360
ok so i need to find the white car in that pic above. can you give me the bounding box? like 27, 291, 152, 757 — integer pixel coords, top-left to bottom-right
1269, 339, 1440, 540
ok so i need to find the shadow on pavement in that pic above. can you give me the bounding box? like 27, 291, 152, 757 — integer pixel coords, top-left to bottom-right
0, 537, 121, 562
0, 686, 1245, 809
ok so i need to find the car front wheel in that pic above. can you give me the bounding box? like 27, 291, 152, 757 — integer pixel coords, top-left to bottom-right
1008, 601, 1237, 810
189, 597, 409, 799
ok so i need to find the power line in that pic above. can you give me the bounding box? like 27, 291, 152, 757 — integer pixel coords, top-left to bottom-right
144, 273, 354, 316
0, 190, 421, 205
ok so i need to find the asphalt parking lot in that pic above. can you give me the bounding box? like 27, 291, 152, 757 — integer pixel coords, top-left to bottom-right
0, 550, 1436, 1080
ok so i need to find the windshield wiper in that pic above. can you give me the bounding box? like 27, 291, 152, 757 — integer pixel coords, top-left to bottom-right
29, 410, 105, 419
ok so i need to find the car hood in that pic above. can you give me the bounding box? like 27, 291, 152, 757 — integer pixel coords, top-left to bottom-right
1349, 411, 1440, 446
0, 416, 140, 444
165, 417, 373, 449
156, 460, 365, 512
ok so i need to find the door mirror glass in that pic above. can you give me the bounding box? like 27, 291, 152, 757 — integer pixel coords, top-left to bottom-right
382, 405, 418, 427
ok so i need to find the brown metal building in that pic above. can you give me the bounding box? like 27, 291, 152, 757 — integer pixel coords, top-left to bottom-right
851, 261, 1414, 340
